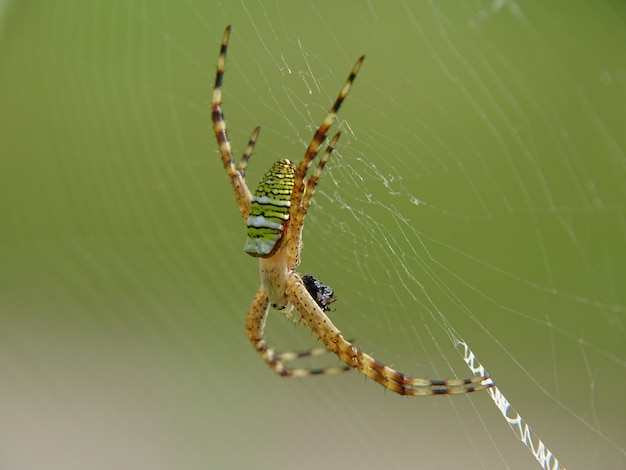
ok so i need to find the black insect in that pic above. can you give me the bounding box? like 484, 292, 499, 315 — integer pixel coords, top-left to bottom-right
302, 274, 337, 312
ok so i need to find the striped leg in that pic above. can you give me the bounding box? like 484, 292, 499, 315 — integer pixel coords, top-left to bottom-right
299, 132, 340, 218
246, 284, 350, 377
212, 25, 253, 221
289, 56, 365, 225
287, 274, 494, 396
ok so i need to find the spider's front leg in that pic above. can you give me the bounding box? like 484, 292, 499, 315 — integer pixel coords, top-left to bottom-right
245, 284, 272, 366
287, 274, 494, 396
246, 283, 350, 377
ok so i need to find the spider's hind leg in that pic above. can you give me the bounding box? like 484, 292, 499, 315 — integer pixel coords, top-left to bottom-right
212, 25, 254, 221
238, 126, 261, 177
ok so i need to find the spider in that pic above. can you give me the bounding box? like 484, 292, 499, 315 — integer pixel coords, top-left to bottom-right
211, 25, 494, 395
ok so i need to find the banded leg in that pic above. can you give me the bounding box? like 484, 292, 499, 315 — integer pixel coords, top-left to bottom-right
289, 56, 365, 223
287, 275, 494, 396
285, 132, 341, 265
238, 126, 261, 179
246, 284, 350, 377
299, 132, 341, 217
212, 25, 253, 220
273, 347, 351, 377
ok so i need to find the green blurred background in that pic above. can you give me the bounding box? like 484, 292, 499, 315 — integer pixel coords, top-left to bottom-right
1, 1, 625, 469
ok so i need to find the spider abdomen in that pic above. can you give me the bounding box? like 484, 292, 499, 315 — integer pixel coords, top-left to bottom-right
244, 159, 296, 257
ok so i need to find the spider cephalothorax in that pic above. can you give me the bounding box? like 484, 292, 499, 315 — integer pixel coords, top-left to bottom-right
212, 25, 493, 395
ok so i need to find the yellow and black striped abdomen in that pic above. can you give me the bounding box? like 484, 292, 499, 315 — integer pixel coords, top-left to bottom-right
244, 159, 295, 257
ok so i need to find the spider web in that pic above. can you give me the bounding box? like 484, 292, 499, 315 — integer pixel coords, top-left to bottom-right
1, 1, 625, 469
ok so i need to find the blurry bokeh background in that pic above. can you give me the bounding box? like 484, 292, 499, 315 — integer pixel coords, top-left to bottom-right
1, 1, 625, 469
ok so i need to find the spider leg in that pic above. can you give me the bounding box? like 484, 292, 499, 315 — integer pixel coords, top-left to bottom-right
283, 133, 340, 267
245, 284, 271, 361
300, 132, 340, 217
274, 348, 351, 376
238, 126, 261, 178
287, 275, 494, 396
212, 25, 253, 221
289, 56, 365, 223
246, 284, 350, 377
